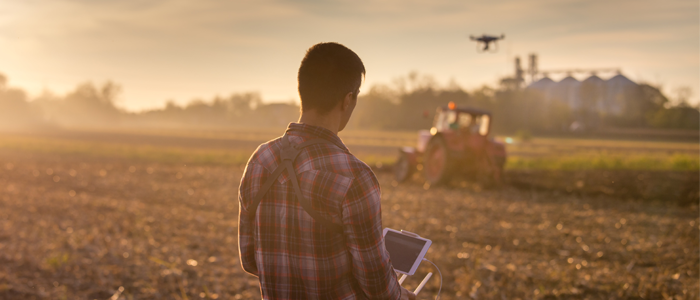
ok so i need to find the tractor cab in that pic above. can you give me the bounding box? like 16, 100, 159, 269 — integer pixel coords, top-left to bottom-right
396, 102, 507, 186
419, 103, 493, 155
432, 104, 491, 136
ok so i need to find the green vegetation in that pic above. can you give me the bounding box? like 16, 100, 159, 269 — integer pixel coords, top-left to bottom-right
507, 153, 699, 171
46, 253, 70, 269
0, 131, 697, 171
515, 129, 533, 142
503, 136, 699, 171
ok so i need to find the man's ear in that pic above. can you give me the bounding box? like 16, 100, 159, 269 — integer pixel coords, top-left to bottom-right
342, 91, 355, 111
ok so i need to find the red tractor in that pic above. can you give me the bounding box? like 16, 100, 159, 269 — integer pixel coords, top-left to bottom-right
394, 102, 507, 185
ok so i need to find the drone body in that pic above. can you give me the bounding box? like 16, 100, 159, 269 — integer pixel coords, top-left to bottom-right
469, 34, 505, 52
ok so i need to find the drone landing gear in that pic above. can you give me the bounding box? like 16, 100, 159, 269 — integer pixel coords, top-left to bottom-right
476, 42, 499, 53
398, 271, 434, 295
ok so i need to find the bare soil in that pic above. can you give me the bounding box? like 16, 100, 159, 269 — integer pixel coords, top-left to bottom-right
0, 150, 698, 299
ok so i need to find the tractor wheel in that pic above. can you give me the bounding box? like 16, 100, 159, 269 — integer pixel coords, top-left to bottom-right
491, 156, 506, 186
492, 157, 505, 185
479, 154, 504, 188
423, 137, 453, 185
394, 152, 414, 183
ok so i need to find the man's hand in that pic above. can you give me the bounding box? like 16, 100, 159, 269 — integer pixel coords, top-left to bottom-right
399, 287, 416, 300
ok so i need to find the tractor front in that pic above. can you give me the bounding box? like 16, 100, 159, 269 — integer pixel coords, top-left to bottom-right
395, 103, 507, 185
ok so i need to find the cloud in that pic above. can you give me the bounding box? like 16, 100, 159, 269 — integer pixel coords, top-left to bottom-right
4, 0, 696, 50
0, 0, 697, 109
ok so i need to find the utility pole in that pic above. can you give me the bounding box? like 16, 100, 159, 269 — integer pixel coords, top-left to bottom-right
528, 54, 538, 83
515, 56, 524, 87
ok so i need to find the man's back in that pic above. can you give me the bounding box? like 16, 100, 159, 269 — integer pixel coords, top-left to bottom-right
238, 123, 401, 299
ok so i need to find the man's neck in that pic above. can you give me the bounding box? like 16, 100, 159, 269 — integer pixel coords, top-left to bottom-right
298, 110, 341, 135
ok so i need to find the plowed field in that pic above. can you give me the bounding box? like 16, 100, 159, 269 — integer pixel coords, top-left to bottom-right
1, 148, 697, 299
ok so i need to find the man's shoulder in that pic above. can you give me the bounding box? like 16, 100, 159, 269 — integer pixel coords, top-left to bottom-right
314, 150, 379, 195
247, 137, 283, 170
343, 154, 376, 180
247, 136, 375, 181
306, 144, 375, 180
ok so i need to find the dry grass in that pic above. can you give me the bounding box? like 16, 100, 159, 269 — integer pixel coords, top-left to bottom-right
1, 129, 698, 173
0, 148, 698, 299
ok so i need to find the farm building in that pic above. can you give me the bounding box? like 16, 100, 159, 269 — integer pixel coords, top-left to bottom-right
528, 72, 639, 116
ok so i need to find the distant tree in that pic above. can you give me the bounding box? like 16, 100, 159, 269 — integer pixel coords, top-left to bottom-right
468, 86, 496, 109
647, 104, 700, 130
348, 72, 473, 131
31, 81, 124, 127
254, 102, 299, 128
1, 70, 696, 132
225, 93, 262, 120
646, 86, 699, 130
672, 86, 693, 106
165, 100, 182, 112
349, 84, 399, 130
0, 73, 44, 129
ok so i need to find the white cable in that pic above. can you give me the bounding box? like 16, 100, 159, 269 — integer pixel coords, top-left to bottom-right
422, 258, 442, 300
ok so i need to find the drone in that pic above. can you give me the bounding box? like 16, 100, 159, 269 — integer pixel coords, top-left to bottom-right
469, 34, 505, 52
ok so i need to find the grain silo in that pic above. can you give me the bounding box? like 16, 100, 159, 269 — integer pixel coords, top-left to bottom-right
551, 75, 581, 109
580, 74, 606, 112
605, 73, 638, 115
527, 76, 556, 102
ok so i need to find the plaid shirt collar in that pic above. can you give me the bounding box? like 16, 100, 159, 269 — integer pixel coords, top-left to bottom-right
285, 122, 350, 153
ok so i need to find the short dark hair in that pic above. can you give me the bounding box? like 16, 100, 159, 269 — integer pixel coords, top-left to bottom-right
298, 43, 365, 112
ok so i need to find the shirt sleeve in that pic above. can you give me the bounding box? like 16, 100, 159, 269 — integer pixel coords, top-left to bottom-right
238, 162, 262, 277
342, 168, 401, 300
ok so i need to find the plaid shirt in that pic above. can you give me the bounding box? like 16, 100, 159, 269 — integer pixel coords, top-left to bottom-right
238, 123, 401, 300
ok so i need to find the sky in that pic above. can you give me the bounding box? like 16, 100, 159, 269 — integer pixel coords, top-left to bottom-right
0, 0, 698, 111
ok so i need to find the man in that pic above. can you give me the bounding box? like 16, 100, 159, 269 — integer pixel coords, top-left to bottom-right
238, 42, 416, 299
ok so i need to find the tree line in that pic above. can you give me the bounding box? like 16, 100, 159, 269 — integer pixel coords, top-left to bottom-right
0, 72, 697, 134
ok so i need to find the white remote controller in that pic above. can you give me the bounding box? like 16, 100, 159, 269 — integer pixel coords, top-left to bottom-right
414, 272, 433, 295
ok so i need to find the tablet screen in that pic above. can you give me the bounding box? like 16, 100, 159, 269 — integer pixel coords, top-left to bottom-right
384, 231, 427, 272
